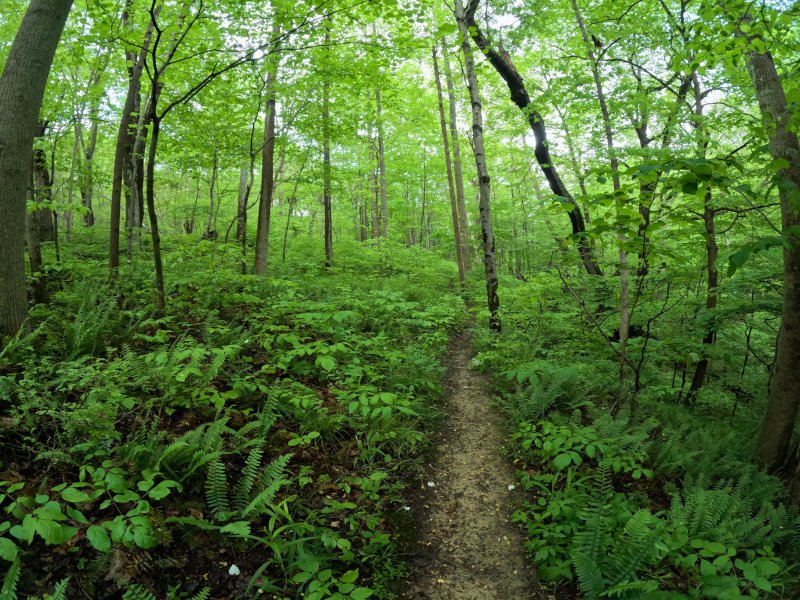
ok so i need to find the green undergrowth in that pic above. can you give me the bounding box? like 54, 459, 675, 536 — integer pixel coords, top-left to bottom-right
470, 270, 800, 600
0, 233, 464, 599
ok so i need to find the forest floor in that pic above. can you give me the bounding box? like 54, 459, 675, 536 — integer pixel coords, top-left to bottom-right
401, 330, 546, 600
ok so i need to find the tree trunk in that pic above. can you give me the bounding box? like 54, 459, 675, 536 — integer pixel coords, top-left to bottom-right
254, 33, 280, 275
433, 46, 465, 285
369, 138, 380, 239
689, 190, 718, 396
236, 166, 248, 240
746, 49, 800, 471
442, 44, 471, 271
322, 30, 333, 268
376, 87, 388, 238
462, 0, 601, 276
109, 8, 156, 276
456, 0, 500, 331
205, 148, 218, 238
146, 111, 166, 314
0, 0, 71, 338
79, 104, 99, 226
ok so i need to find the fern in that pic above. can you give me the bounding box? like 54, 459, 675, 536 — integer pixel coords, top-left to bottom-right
0, 557, 21, 600
241, 454, 292, 518
189, 588, 211, 600
205, 457, 231, 517
122, 584, 157, 600
670, 473, 800, 547
604, 510, 664, 589
28, 578, 70, 600
232, 444, 264, 513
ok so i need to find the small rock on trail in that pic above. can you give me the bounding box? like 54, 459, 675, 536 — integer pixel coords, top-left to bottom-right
401, 331, 545, 600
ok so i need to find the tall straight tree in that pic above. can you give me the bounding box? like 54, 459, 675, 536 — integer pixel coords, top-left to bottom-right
455, 0, 499, 331
254, 23, 281, 276
322, 24, 333, 267
432, 45, 465, 284
108, 6, 157, 276
0, 0, 73, 340
375, 86, 388, 238
441, 44, 470, 271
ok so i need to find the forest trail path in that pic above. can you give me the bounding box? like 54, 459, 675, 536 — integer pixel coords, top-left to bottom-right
401, 330, 544, 600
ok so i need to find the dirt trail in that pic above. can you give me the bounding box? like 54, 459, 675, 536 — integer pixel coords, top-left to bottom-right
402, 331, 544, 600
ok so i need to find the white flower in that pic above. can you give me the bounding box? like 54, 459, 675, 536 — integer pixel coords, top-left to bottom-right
403, 506, 411, 511
427, 481, 435, 488
228, 564, 241, 576
508, 484, 516, 491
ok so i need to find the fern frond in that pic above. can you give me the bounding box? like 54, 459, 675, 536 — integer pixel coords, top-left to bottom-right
190, 588, 211, 600
232, 445, 264, 513
1, 556, 21, 600
605, 510, 664, 588
122, 584, 157, 600
241, 453, 292, 518
205, 457, 231, 517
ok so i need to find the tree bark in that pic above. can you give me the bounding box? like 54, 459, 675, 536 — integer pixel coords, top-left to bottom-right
462, 0, 601, 276
442, 44, 471, 271
322, 27, 333, 268
746, 49, 800, 471
456, 0, 500, 331
0, 0, 71, 339
376, 87, 388, 238
236, 166, 248, 241
254, 29, 280, 275
433, 46, 465, 285
109, 7, 156, 276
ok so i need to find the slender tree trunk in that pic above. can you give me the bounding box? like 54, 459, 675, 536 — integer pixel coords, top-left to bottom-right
689, 191, 718, 396
433, 46, 465, 284
109, 9, 156, 276
442, 45, 471, 271
462, 0, 601, 276
79, 106, 99, 226
456, 0, 500, 331
745, 49, 800, 471
687, 73, 718, 400
146, 111, 166, 314
322, 28, 333, 267
205, 148, 218, 237
376, 87, 388, 238
25, 171, 47, 305
369, 138, 380, 238
236, 166, 248, 240
254, 33, 280, 275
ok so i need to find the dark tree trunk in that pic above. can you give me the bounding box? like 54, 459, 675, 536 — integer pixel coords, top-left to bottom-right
462, 0, 601, 277
109, 8, 156, 276
0, 0, 71, 338
254, 28, 280, 275
746, 49, 800, 471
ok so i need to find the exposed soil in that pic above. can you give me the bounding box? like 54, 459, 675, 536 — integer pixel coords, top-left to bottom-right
402, 331, 546, 600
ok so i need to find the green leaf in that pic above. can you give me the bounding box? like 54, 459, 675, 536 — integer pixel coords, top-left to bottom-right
0, 537, 18, 562
87, 525, 111, 552
35, 520, 78, 545
61, 487, 91, 504
553, 454, 572, 470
